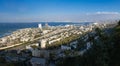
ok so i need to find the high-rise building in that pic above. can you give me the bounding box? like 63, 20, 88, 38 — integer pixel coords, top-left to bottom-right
38, 24, 42, 30
40, 39, 46, 48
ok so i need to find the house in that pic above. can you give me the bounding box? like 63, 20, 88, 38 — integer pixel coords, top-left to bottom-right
42, 30, 51, 34
32, 49, 49, 59
86, 42, 92, 50
70, 41, 78, 49
30, 57, 47, 66
61, 45, 71, 50
70, 41, 78, 45
48, 38, 61, 44
26, 43, 40, 51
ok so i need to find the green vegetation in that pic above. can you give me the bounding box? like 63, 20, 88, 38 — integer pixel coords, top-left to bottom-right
118, 20, 120, 26
56, 21, 120, 66
30, 45, 38, 49
46, 34, 80, 49
0, 62, 27, 66
0, 56, 6, 63
109, 23, 120, 66
34, 34, 41, 38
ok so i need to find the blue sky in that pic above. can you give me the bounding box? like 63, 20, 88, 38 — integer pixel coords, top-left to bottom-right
0, 0, 120, 22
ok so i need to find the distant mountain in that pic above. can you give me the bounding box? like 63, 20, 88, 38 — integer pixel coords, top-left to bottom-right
85, 12, 120, 22
48, 12, 120, 22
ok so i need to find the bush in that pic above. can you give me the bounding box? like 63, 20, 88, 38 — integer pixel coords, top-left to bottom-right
0, 57, 6, 63
118, 20, 120, 26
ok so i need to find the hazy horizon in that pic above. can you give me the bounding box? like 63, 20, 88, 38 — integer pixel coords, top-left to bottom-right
0, 0, 120, 22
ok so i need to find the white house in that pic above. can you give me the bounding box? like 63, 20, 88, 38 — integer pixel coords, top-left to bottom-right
42, 30, 51, 34
26, 43, 40, 51
48, 38, 61, 44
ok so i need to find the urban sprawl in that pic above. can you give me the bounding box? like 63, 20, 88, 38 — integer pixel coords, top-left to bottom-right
0, 22, 113, 66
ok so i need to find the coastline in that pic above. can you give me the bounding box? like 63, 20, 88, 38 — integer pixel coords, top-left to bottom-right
0, 22, 107, 50
0, 22, 93, 38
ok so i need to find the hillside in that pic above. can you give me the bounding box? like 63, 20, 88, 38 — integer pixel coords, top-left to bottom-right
56, 22, 120, 66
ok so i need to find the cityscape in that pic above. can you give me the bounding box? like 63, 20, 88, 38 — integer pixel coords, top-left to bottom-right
0, 0, 120, 66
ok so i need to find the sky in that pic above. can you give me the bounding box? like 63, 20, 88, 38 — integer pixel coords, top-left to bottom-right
0, 0, 120, 22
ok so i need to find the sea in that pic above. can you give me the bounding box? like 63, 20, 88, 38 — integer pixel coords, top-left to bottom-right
0, 22, 93, 38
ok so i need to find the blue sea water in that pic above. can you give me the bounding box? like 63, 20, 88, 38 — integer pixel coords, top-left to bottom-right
0, 22, 93, 38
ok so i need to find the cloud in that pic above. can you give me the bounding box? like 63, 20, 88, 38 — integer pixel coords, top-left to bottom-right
0, 11, 120, 22
83, 12, 120, 22
86, 12, 120, 15
96, 12, 120, 15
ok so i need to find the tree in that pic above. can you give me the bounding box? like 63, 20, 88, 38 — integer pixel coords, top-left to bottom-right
118, 20, 120, 26
109, 25, 120, 66
0, 57, 6, 63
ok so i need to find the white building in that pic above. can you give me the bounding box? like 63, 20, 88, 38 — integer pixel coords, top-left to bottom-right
26, 43, 40, 51
65, 24, 74, 29
38, 24, 42, 30
26, 45, 33, 51
40, 39, 46, 48
79, 26, 84, 30
1, 37, 8, 43
93, 22, 98, 26
42, 30, 51, 34
48, 38, 61, 44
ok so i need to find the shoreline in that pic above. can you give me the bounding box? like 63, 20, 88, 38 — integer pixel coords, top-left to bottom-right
0, 22, 108, 50
0, 22, 94, 38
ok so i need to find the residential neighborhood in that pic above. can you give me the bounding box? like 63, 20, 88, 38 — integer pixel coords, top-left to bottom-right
0, 22, 113, 66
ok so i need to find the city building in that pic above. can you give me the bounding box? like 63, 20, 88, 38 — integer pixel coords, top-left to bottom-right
30, 57, 47, 66
40, 39, 46, 48
38, 24, 42, 30
61, 45, 71, 50
32, 49, 49, 58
